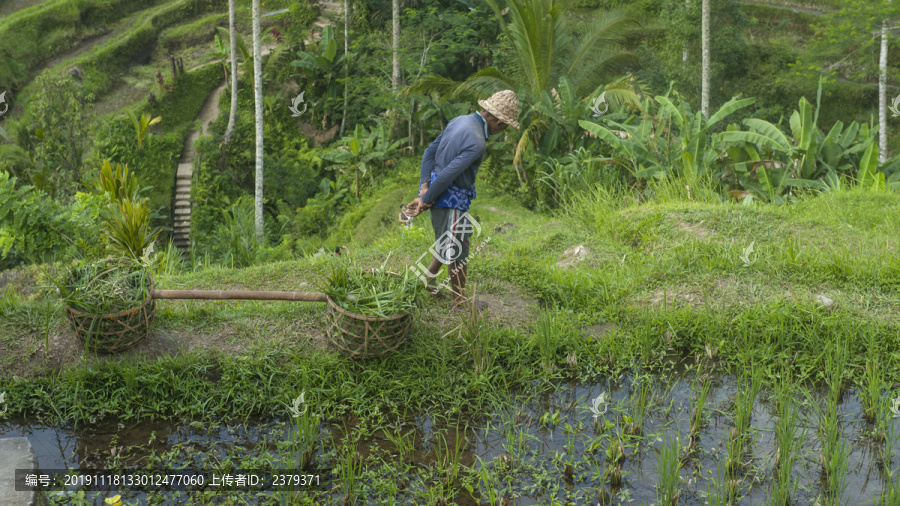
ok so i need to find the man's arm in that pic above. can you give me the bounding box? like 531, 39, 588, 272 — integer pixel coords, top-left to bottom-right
421, 139, 484, 205
419, 132, 443, 187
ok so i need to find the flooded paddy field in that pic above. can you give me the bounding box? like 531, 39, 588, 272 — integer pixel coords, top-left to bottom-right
3, 367, 899, 505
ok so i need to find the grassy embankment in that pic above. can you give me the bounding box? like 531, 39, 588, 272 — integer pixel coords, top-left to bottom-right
2, 175, 900, 425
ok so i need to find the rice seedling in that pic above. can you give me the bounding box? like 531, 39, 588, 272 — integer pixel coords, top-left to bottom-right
432, 430, 466, 487
383, 426, 416, 465
691, 377, 711, 437
880, 472, 900, 506
336, 442, 362, 506
54, 258, 152, 314
455, 291, 497, 377
656, 431, 682, 505
606, 437, 625, 467
824, 336, 849, 405
625, 377, 651, 437
770, 370, 805, 506
317, 255, 426, 317
532, 311, 559, 373
706, 459, 740, 506
863, 330, 884, 425
289, 404, 320, 470
808, 370, 850, 504
727, 368, 761, 478
469, 456, 504, 506
879, 398, 900, 477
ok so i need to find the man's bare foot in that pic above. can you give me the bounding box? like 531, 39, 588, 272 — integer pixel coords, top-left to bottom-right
452, 299, 488, 311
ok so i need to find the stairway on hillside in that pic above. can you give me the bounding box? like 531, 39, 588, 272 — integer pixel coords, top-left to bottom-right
172, 5, 341, 251
172, 128, 200, 250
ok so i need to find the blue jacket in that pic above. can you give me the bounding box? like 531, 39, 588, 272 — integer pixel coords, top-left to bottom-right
419, 112, 489, 208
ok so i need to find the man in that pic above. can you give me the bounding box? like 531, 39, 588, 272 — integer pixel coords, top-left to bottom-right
405, 90, 520, 310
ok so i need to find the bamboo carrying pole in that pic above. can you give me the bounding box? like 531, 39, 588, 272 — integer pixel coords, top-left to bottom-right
152, 290, 327, 302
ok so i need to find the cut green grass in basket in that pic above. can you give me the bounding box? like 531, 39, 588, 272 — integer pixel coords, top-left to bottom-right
317, 255, 426, 318
54, 258, 153, 314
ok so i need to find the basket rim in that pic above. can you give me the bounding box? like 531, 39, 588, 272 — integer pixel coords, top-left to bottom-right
66, 276, 155, 320
325, 295, 409, 322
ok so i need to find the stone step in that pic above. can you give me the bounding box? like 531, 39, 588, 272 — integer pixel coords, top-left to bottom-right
0, 438, 37, 506
174, 199, 191, 207
176, 164, 193, 178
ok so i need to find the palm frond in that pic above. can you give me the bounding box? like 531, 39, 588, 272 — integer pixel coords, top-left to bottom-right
454, 68, 518, 102
405, 74, 461, 98
569, 50, 639, 96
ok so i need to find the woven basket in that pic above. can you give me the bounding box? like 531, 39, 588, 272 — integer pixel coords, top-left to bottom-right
66, 278, 155, 354
325, 296, 412, 359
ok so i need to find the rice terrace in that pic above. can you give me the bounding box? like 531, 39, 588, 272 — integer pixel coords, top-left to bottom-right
2, 0, 900, 504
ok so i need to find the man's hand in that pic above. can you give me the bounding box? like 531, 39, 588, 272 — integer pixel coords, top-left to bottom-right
405, 197, 432, 217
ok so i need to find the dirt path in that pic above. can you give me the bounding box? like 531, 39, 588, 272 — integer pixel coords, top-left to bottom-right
737, 0, 835, 16
0, 0, 47, 18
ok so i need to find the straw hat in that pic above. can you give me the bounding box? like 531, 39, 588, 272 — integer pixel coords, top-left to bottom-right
478, 90, 520, 129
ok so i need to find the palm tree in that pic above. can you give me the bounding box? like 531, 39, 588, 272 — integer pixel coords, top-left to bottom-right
223, 0, 239, 146
701, 0, 709, 119
339, 0, 350, 137
252, 0, 264, 243
879, 0, 891, 163
410, 0, 641, 191
392, 0, 400, 91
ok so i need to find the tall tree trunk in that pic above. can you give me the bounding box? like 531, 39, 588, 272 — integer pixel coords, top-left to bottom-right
223, 0, 239, 146
879, 0, 890, 163
700, 0, 709, 119
339, 0, 349, 137
392, 0, 400, 91
408, 98, 415, 152
682, 0, 689, 62
252, 0, 264, 243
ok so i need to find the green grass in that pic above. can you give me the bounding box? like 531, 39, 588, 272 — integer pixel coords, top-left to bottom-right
157, 12, 231, 54
4, 175, 900, 425
0, 0, 170, 89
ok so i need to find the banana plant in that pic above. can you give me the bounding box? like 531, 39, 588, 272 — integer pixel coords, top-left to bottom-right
215, 27, 252, 80
320, 124, 407, 198
654, 94, 756, 181
319, 124, 368, 198
717, 78, 891, 200
124, 110, 161, 151
291, 25, 347, 102
580, 106, 669, 182
579, 93, 754, 184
